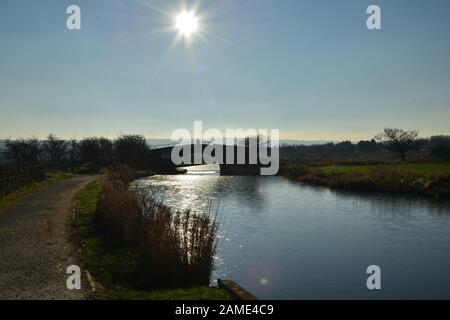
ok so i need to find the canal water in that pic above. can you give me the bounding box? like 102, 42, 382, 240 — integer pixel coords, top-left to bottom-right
134, 165, 450, 299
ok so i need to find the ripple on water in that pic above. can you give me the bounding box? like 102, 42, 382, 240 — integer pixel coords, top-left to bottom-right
134, 172, 450, 299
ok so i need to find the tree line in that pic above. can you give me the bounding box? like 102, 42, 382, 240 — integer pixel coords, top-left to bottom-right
281, 128, 450, 161
1, 128, 450, 167
1, 134, 150, 168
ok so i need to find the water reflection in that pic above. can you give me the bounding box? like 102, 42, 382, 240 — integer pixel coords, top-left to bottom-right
136, 175, 267, 212
134, 170, 450, 299
328, 188, 450, 223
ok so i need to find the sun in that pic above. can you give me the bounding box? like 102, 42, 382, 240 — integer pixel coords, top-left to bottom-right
175, 11, 198, 37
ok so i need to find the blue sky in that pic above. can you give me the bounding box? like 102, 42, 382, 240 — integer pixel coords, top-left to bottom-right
1, 0, 449, 140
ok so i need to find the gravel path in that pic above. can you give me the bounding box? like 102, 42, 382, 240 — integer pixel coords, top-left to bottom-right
0, 175, 98, 300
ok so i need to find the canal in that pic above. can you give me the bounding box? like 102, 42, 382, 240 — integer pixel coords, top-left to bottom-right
134, 165, 450, 299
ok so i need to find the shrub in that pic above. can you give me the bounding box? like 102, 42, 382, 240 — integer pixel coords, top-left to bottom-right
79, 137, 113, 165
284, 162, 311, 178
0, 165, 46, 196
114, 135, 149, 168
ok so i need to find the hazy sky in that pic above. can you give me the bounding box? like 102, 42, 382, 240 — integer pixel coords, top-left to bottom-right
1, 0, 449, 140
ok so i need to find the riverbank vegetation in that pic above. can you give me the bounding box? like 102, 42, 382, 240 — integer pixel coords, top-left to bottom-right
280, 160, 450, 199
278, 128, 450, 199
74, 166, 229, 299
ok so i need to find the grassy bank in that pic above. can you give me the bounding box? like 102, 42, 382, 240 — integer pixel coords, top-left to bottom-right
73, 173, 230, 300
0, 171, 75, 211
280, 160, 450, 199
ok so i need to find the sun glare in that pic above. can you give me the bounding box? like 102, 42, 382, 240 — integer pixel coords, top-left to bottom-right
175, 11, 198, 37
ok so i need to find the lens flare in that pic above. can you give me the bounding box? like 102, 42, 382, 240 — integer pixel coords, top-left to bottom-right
175, 12, 199, 37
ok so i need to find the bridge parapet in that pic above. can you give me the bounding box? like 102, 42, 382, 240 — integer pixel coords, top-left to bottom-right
148, 142, 272, 175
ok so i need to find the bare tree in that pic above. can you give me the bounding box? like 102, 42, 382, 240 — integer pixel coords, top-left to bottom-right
44, 134, 67, 163
98, 137, 113, 164
375, 128, 419, 161
68, 139, 79, 163
3, 138, 42, 166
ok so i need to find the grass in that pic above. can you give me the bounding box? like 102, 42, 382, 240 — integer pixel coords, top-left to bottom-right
320, 163, 450, 175
73, 176, 231, 300
281, 160, 450, 199
0, 171, 76, 211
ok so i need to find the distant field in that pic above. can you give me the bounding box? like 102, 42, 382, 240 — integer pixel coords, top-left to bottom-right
321, 163, 450, 176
